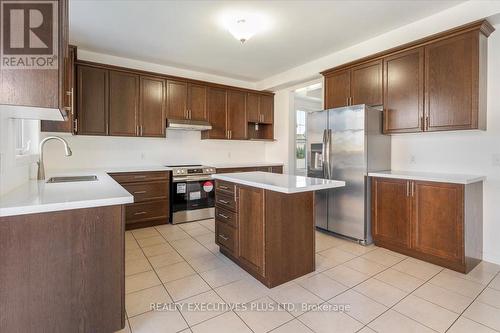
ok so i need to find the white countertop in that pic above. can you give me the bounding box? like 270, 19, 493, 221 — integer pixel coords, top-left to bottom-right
368, 170, 486, 185
208, 162, 284, 168
212, 172, 345, 194
0, 169, 138, 217
103, 165, 172, 173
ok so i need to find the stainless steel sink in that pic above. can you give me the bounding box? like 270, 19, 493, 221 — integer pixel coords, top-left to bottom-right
46, 175, 98, 183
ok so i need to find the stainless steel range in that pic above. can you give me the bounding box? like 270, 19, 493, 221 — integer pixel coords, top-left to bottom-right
167, 165, 216, 224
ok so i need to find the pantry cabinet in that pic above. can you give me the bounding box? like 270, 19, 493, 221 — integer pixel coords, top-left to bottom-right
371, 176, 482, 273
322, 20, 494, 134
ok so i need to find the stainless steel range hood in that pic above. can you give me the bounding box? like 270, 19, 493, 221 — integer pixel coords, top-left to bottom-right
167, 119, 212, 131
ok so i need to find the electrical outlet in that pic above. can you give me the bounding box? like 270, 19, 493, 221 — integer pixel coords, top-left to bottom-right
410, 155, 416, 164
493, 153, 500, 167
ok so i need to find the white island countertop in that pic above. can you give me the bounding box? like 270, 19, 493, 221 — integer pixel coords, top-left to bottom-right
0, 170, 134, 217
212, 172, 345, 194
368, 170, 486, 185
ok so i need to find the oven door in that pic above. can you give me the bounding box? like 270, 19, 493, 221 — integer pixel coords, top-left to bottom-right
171, 176, 215, 224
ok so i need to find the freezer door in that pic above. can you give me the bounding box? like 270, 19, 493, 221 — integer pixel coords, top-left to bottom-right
306, 110, 328, 179
327, 105, 367, 241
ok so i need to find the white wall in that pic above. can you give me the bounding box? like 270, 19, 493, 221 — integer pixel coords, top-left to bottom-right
392, 24, 500, 263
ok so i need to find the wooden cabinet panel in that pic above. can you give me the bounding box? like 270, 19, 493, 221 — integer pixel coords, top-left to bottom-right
166, 80, 188, 120
109, 71, 139, 136
125, 200, 169, 224
238, 186, 265, 276
188, 84, 207, 121
215, 207, 237, 228
204, 87, 227, 139
371, 178, 411, 248
412, 181, 464, 262
216, 221, 237, 255
383, 48, 424, 133
425, 32, 478, 131
140, 76, 165, 137
227, 90, 247, 140
216, 192, 237, 212
260, 95, 274, 124
324, 70, 350, 109
351, 60, 382, 106
77, 65, 108, 135
247, 93, 260, 122
121, 181, 168, 203
41, 45, 77, 133
109, 171, 169, 184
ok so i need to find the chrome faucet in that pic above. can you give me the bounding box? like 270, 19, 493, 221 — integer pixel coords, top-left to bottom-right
37, 136, 73, 180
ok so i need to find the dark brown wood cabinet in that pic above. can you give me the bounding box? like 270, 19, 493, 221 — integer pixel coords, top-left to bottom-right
166, 80, 188, 120
227, 90, 247, 140
0, 0, 69, 116
424, 32, 484, 131
77, 65, 109, 135
140, 76, 166, 137
324, 61, 382, 109
109, 71, 139, 136
215, 180, 315, 287
109, 171, 170, 230
247, 93, 274, 124
41, 45, 77, 133
372, 178, 411, 249
383, 47, 424, 133
371, 176, 483, 273
188, 83, 208, 121
247, 93, 261, 122
322, 20, 493, 134
203, 87, 228, 139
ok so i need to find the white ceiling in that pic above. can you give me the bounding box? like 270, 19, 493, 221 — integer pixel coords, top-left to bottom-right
70, 0, 464, 82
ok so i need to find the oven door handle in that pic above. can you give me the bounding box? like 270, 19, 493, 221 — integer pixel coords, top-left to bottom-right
173, 176, 213, 182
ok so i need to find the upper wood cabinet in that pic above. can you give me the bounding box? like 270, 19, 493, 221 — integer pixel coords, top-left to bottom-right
140, 76, 166, 137
109, 71, 139, 136
383, 48, 424, 133
247, 93, 274, 124
324, 60, 382, 109
227, 90, 247, 140
166, 80, 188, 120
247, 93, 260, 122
77, 65, 109, 136
188, 84, 207, 121
0, 0, 69, 116
322, 20, 493, 134
424, 32, 484, 131
203, 87, 227, 139
41, 45, 77, 133
324, 70, 351, 109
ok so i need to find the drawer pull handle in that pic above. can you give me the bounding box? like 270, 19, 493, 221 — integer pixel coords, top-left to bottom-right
219, 185, 229, 189
134, 211, 147, 215
218, 213, 229, 219
134, 175, 147, 179
219, 234, 229, 241
218, 199, 229, 204
133, 190, 147, 194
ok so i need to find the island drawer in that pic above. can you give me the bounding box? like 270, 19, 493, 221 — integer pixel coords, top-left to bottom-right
216, 221, 237, 254
215, 207, 237, 228
215, 192, 237, 212
215, 180, 237, 196
122, 181, 169, 203
125, 199, 169, 223
109, 171, 169, 184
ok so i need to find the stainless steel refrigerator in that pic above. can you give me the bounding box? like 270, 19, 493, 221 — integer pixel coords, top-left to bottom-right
306, 104, 391, 244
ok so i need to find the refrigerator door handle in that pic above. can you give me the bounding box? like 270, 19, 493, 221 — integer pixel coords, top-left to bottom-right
325, 129, 332, 179
322, 129, 328, 178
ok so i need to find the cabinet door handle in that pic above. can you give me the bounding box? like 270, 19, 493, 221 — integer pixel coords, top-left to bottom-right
419, 116, 424, 131
73, 118, 78, 134
218, 185, 229, 190
218, 213, 229, 219
218, 199, 229, 204
406, 181, 410, 197
426, 116, 430, 131
218, 234, 229, 241
411, 181, 415, 197
134, 211, 147, 215
134, 175, 147, 179
133, 190, 147, 194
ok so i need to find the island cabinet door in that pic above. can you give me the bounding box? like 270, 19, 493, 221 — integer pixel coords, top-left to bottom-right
237, 185, 265, 277
411, 181, 464, 263
371, 177, 411, 249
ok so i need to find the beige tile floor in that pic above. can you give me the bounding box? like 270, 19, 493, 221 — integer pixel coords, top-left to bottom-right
117, 220, 500, 333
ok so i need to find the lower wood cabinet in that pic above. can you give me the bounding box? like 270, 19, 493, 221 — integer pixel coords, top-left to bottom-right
371, 177, 482, 273
215, 180, 315, 287
109, 171, 170, 230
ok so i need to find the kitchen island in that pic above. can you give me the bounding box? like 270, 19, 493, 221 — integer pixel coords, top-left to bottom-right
212, 172, 345, 288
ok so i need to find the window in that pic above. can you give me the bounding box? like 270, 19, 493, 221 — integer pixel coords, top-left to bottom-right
14, 119, 37, 157
295, 110, 307, 175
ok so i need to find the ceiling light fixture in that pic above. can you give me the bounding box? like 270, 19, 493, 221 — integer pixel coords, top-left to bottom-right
219, 11, 271, 44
